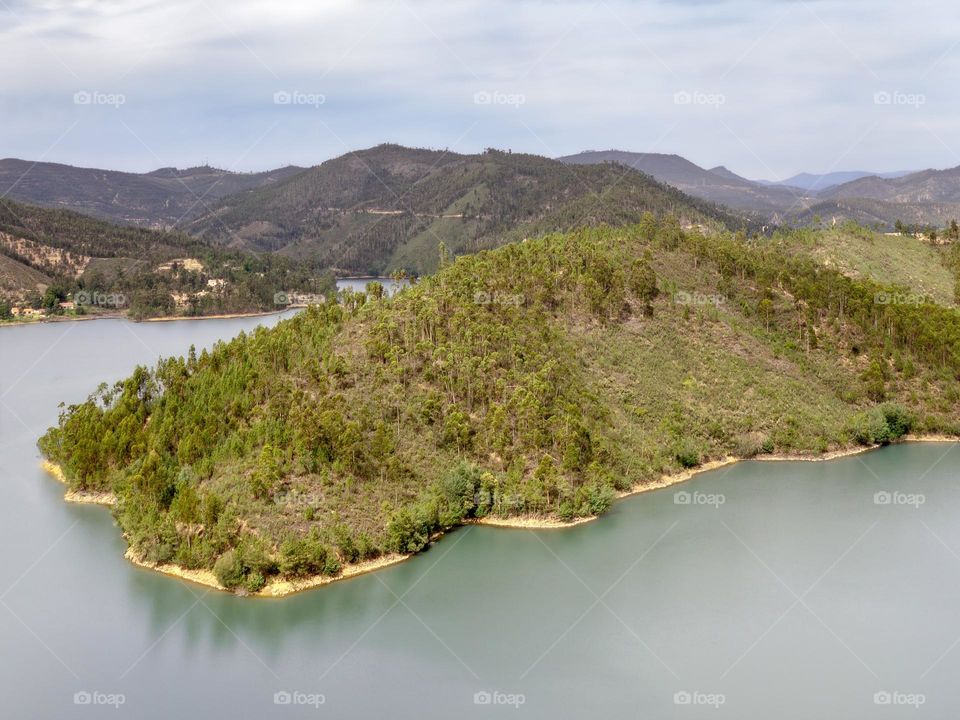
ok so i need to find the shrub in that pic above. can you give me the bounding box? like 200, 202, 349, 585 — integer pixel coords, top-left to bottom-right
673, 440, 700, 468
733, 432, 767, 458
214, 549, 245, 589
278, 535, 330, 577
385, 508, 430, 554
440, 462, 481, 523
850, 403, 913, 445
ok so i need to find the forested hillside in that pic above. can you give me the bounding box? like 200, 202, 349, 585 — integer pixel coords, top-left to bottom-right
39, 215, 960, 592
0, 200, 332, 319
0, 159, 305, 227
185, 144, 745, 275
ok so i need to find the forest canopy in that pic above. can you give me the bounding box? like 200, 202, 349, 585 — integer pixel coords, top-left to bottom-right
40, 216, 960, 592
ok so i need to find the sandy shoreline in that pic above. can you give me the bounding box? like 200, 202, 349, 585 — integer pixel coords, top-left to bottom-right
141, 309, 293, 323
615, 443, 886, 502
123, 547, 412, 598
42, 460, 117, 506
2, 308, 294, 329
40, 436, 957, 597
473, 515, 598, 529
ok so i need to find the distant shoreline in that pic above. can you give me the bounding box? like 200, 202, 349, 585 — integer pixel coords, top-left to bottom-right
1, 308, 296, 329
40, 436, 957, 597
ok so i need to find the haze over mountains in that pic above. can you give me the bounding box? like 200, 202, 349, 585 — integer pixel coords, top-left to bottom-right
0, 159, 304, 227
559, 150, 960, 228
559, 149, 810, 215
762, 170, 915, 192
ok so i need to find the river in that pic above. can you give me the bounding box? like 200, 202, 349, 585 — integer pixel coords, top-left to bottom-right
1, 314, 958, 718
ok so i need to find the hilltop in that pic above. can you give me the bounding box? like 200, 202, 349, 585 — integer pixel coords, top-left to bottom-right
39, 216, 960, 593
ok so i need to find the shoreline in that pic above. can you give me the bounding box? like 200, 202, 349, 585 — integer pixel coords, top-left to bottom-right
1, 308, 296, 329
472, 514, 598, 529
124, 547, 413, 598
39, 436, 957, 597
608, 444, 883, 505
42, 460, 118, 506
141, 309, 293, 323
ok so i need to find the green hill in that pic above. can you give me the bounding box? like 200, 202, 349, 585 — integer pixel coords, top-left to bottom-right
0, 199, 332, 319
185, 144, 745, 275
39, 216, 960, 592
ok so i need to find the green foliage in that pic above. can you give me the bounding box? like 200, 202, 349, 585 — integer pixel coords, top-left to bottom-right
0, 199, 334, 318
673, 440, 701, 468
850, 403, 913, 445
213, 549, 245, 589
38, 217, 960, 592
187, 145, 742, 276
278, 534, 337, 578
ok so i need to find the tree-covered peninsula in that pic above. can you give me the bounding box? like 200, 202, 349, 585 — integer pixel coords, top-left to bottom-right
39, 217, 960, 592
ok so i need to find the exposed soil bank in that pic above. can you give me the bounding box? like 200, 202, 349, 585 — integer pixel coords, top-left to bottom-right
41, 438, 955, 596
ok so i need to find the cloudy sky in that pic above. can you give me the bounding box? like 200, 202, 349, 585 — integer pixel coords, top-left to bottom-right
1, 0, 958, 180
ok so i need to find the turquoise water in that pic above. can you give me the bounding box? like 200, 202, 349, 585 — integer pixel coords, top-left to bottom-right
1, 315, 959, 718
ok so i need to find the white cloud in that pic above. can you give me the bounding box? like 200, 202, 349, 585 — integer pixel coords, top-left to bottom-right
0, 0, 957, 176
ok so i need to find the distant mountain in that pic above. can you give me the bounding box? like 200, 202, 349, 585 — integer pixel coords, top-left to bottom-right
708, 165, 754, 184
787, 198, 960, 230
820, 166, 960, 203
558, 150, 811, 214
0, 159, 306, 227
782, 166, 960, 228
184, 144, 744, 275
759, 170, 915, 193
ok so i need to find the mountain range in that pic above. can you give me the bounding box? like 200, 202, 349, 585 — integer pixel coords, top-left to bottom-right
560, 150, 960, 228
0, 159, 304, 227
558, 150, 811, 215
761, 170, 914, 192
182, 144, 742, 275
4, 144, 960, 295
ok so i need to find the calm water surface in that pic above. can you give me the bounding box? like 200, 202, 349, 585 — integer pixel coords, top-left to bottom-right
2, 315, 960, 718
336, 277, 409, 296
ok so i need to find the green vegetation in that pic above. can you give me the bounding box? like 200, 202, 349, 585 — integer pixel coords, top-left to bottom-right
187, 144, 746, 276
41, 216, 960, 592
0, 199, 334, 318
772, 223, 957, 307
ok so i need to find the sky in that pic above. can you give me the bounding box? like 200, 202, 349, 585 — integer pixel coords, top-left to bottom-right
1, 0, 958, 180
